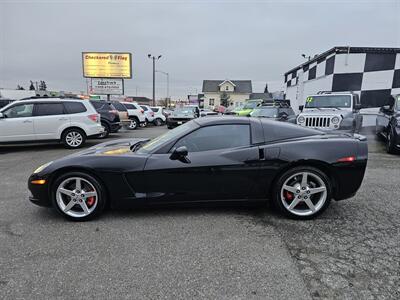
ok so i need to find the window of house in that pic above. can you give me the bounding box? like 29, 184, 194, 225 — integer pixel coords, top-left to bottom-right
173, 124, 250, 152
209, 99, 215, 106
225, 86, 229, 91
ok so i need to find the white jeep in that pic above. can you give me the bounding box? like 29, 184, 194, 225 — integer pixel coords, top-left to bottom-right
296, 92, 363, 133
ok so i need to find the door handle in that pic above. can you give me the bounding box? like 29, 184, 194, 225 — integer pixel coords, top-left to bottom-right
58, 118, 69, 121
23, 120, 32, 123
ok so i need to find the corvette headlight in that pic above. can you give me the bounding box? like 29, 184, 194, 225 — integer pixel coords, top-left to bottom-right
33, 161, 53, 174
331, 116, 340, 124
297, 116, 305, 123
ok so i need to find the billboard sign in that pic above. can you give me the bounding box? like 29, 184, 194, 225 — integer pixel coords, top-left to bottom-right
91, 78, 124, 95
82, 52, 132, 78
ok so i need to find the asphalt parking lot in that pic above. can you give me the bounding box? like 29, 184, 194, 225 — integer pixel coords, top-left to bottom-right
0, 124, 399, 299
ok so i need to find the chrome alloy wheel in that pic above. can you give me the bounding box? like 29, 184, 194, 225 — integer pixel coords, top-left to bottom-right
280, 172, 327, 217
65, 131, 83, 147
128, 119, 137, 129
56, 177, 98, 218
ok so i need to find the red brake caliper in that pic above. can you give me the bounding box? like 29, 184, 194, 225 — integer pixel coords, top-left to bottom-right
285, 191, 294, 202
87, 196, 95, 207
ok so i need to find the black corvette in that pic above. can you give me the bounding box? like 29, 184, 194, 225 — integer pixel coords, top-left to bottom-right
29, 116, 368, 221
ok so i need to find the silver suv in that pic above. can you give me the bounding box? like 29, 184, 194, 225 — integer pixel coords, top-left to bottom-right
296, 92, 363, 132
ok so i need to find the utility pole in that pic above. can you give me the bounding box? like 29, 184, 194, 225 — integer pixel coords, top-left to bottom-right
156, 70, 169, 107
148, 54, 162, 106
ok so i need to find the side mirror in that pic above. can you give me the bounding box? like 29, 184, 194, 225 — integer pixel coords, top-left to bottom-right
0, 113, 3, 118
354, 103, 362, 110
299, 105, 304, 112
170, 146, 191, 163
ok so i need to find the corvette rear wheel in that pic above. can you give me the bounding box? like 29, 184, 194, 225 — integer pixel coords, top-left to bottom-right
273, 167, 331, 219
52, 172, 106, 221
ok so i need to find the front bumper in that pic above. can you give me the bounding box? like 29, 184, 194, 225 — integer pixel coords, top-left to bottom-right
394, 126, 400, 149
166, 118, 193, 127
28, 174, 52, 207
110, 122, 122, 133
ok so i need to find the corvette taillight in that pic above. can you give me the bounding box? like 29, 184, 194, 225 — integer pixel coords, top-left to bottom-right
337, 156, 356, 162
140, 109, 144, 114
87, 114, 99, 123
151, 112, 154, 117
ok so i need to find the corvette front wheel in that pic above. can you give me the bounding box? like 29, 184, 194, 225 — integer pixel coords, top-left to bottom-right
52, 172, 106, 221
273, 167, 331, 219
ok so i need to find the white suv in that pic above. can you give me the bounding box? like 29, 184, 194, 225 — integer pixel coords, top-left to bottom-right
140, 105, 155, 124
121, 102, 146, 129
150, 106, 166, 126
0, 98, 103, 148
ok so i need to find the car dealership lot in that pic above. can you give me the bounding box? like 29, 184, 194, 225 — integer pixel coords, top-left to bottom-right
0, 125, 399, 299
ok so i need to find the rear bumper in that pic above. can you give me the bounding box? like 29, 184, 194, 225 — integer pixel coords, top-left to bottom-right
86, 124, 104, 137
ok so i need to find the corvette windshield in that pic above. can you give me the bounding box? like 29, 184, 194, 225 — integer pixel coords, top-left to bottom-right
137, 121, 197, 154
305, 95, 351, 108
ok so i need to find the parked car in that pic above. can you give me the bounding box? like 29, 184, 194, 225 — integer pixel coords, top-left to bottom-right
185, 105, 200, 117
376, 94, 400, 154
0, 98, 103, 148
200, 109, 218, 117
163, 109, 173, 117
121, 102, 146, 129
140, 105, 155, 125
224, 105, 243, 115
166, 106, 198, 129
90, 100, 121, 138
296, 92, 363, 132
28, 116, 368, 221
250, 103, 296, 122
150, 106, 167, 125
0, 98, 14, 109
236, 99, 263, 116
108, 100, 130, 127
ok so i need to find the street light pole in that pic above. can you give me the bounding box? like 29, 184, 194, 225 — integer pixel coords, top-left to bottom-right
148, 54, 162, 106
155, 70, 169, 106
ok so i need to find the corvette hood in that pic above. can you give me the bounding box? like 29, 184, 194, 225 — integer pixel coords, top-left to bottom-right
69, 138, 150, 157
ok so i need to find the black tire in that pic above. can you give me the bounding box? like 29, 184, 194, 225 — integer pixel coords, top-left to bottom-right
386, 128, 397, 154
61, 128, 86, 149
272, 166, 332, 220
51, 171, 106, 221
167, 125, 173, 129
153, 118, 163, 126
128, 118, 139, 130
99, 122, 110, 139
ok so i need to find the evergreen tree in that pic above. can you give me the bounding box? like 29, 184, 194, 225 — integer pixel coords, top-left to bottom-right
220, 91, 230, 107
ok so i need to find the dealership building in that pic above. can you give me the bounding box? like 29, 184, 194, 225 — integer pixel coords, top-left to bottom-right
284, 47, 400, 112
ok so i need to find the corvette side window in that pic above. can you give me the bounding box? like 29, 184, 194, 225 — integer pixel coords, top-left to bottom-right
174, 124, 250, 152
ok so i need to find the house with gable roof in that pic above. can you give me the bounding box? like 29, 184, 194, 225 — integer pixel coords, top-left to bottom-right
201, 79, 252, 109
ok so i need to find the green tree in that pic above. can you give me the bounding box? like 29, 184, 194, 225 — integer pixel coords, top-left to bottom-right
220, 91, 230, 107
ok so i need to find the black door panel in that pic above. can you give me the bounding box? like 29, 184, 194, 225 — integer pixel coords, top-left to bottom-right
140, 146, 260, 202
